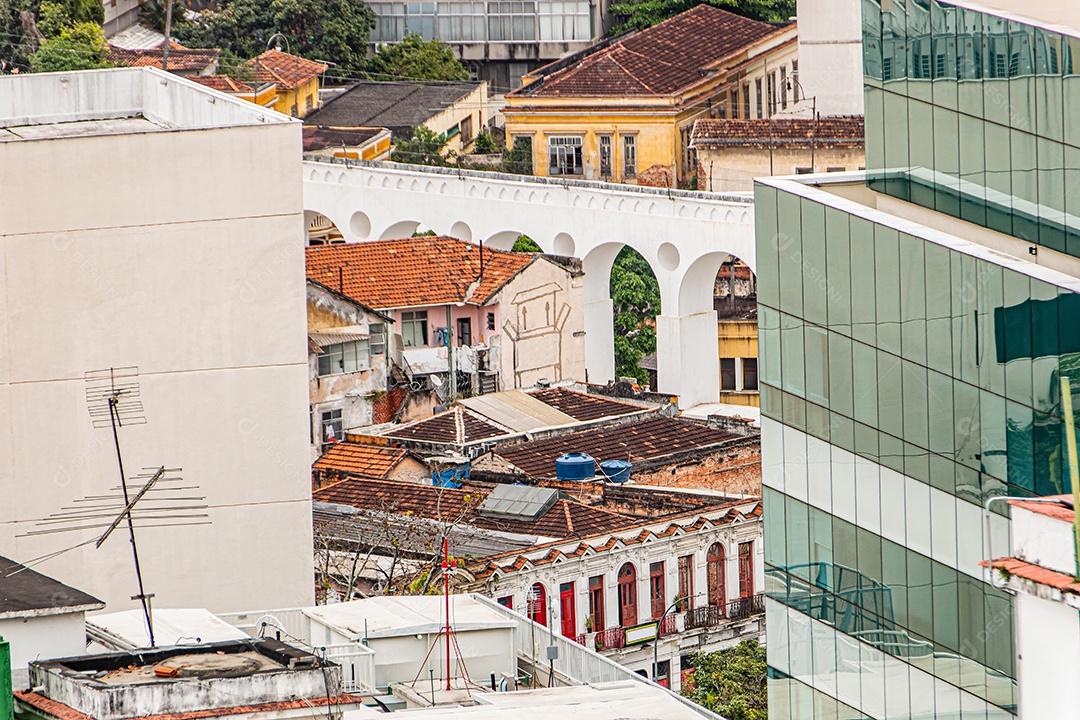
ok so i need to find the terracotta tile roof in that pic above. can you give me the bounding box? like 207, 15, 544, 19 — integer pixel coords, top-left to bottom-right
313, 476, 636, 539
466, 500, 762, 580
692, 117, 865, 148
14, 690, 362, 720
245, 50, 328, 90
511, 6, 783, 99
1007, 495, 1075, 523
313, 442, 409, 478
107, 42, 220, 72
384, 406, 511, 445
493, 416, 737, 479
983, 557, 1080, 594
528, 388, 648, 422
188, 74, 254, 93
305, 236, 536, 310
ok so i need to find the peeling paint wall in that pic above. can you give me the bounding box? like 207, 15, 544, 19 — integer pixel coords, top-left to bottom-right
307, 283, 391, 454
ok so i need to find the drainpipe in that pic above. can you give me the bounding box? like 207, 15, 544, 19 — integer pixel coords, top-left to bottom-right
0, 635, 12, 720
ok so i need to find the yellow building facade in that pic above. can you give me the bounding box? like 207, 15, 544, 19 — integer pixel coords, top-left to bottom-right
717, 318, 759, 407
246, 50, 328, 119
504, 6, 798, 186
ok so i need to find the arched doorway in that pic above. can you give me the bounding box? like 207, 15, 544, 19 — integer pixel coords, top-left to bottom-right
707, 542, 726, 614
617, 562, 638, 628
527, 582, 547, 626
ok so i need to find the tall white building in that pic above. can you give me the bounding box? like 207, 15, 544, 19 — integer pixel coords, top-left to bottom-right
793, 0, 865, 116
0, 68, 315, 614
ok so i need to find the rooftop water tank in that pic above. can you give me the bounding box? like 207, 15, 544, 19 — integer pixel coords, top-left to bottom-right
555, 453, 595, 481
599, 460, 632, 483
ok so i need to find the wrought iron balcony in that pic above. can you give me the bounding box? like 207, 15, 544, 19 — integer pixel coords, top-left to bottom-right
682, 593, 765, 629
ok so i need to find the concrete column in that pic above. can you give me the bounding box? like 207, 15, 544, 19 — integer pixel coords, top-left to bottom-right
584, 298, 616, 385
656, 310, 720, 408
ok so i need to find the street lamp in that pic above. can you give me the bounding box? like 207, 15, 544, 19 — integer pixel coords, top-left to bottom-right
653, 592, 703, 687
261, 33, 301, 117
785, 77, 817, 171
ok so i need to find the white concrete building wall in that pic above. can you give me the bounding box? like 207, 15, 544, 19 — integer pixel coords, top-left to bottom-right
794, 0, 864, 116
1016, 590, 1080, 719
1010, 506, 1077, 577
0, 613, 87, 687
0, 69, 314, 615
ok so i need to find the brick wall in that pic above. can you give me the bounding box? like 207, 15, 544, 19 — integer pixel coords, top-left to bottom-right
636, 163, 675, 188
631, 443, 760, 495
372, 387, 407, 424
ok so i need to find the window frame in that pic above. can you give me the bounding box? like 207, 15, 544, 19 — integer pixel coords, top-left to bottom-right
401, 310, 429, 348
548, 135, 584, 176
621, 134, 637, 179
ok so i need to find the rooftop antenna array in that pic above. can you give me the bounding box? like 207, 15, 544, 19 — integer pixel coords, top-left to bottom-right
15, 367, 210, 649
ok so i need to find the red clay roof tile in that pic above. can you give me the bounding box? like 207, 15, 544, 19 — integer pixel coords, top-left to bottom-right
511, 6, 784, 99
189, 74, 254, 93
493, 416, 738, 479
984, 557, 1080, 594
313, 476, 635, 539
313, 443, 408, 477
529, 388, 647, 422
245, 49, 328, 90
106, 43, 220, 72
305, 237, 535, 310
692, 117, 865, 147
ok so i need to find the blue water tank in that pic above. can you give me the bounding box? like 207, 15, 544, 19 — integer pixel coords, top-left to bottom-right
599, 460, 632, 483
556, 453, 595, 481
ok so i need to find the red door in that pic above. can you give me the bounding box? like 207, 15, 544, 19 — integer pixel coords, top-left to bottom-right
560, 581, 576, 637
739, 541, 754, 599
589, 575, 605, 632
707, 543, 726, 611
528, 583, 547, 626
618, 563, 637, 628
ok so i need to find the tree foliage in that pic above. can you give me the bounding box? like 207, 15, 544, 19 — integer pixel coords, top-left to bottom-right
511, 235, 542, 253
502, 136, 533, 175
367, 32, 469, 81
681, 641, 768, 720
173, 0, 376, 73
29, 20, 109, 72
473, 130, 500, 155
610, 246, 659, 385
391, 125, 452, 166
0, 0, 103, 70
609, 0, 795, 34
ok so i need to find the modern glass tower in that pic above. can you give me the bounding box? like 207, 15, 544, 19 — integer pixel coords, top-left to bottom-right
757, 1, 1080, 717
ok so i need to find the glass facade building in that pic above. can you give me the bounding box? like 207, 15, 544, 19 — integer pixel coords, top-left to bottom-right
756, 1, 1080, 718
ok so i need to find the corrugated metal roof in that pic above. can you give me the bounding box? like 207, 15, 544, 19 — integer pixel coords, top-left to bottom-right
459, 390, 577, 432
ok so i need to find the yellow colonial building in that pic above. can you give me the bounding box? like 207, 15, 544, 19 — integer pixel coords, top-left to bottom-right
503, 5, 798, 187
245, 49, 328, 119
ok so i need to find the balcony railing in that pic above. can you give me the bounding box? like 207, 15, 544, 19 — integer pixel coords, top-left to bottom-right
594, 626, 625, 650
571, 633, 587, 646
658, 613, 678, 637
682, 593, 765, 629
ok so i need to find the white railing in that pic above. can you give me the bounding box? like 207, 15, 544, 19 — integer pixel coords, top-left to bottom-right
218, 607, 310, 645
469, 594, 727, 720
314, 643, 377, 693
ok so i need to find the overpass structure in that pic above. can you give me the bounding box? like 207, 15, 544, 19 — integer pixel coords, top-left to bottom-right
302, 158, 756, 408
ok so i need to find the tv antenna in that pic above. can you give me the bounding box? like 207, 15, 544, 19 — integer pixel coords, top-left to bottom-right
15, 367, 210, 649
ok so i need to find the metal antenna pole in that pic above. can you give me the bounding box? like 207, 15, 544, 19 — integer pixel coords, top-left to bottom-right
107, 386, 155, 648
443, 538, 451, 691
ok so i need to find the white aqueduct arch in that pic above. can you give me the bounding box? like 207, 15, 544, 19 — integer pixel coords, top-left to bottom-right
303, 159, 756, 408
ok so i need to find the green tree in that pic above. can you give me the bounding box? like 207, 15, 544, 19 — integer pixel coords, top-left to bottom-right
173, 0, 376, 73
501, 136, 533, 175
0, 0, 104, 69
366, 32, 469, 81
474, 130, 500, 155
29, 21, 110, 72
609, 0, 795, 34
610, 246, 659, 384
511, 235, 542, 253
681, 641, 768, 720
391, 125, 452, 166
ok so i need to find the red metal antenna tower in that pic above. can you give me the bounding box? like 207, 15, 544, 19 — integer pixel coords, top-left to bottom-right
411, 538, 473, 697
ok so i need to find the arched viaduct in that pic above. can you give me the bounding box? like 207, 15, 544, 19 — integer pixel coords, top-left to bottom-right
303, 158, 756, 409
